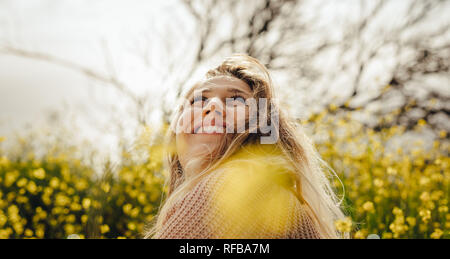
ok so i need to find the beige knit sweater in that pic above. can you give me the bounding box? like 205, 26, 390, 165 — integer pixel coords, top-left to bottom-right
155, 144, 321, 239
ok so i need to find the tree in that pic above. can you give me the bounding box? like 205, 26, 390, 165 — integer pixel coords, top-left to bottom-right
1, 0, 448, 154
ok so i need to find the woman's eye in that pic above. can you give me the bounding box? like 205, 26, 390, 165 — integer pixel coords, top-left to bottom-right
191, 96, 207, 105
229, 95, 246, 104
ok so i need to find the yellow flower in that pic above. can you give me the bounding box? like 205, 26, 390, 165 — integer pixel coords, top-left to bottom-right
392, 207, 403, 216
49, 177, 60, 188
417, 119, 426, 126
44, 187, 53, 195
438, 206, 448, 213
101, 182, 110, 193
127, 222, 137, 231
70, 203, 82, 211
66, 215, 76, 223
362, 201, 375, 213
373, 178, 384, 188
64, 224, 75, 235
38, 210, 47, 220
82, 198, 91, 209
59, 182, 68, 191
431, 190, 443, 200
8, 205, 19, 216
96, 215, 104, 224
100, 224, 110, 234
354, 230, 367, 239
406, 217, 416, 227
137, 193, 147, 204
42, 194, 52, 206
389, 222, 408, 237
32, 168, 46, 179
16, 196, 28, 204
55, 194, 70, 207
130, 208, 140, 218
419, 209, 431, 222
334, 217, 352, 233
0, 228, 12, 239
374, 196, 382, 204
143, 205, 153, 214
430, 229, 443, 239
0, 156, 9, 167
420, 192, 430, 202
49, 219, 57, 226
387, 167, 397, 175
13, 222, 24, 235
382, 232, 393, 239
419, 176, 430, 186
16, 178, 28, 188
26, 181, 38, 194
4, 170, 19, 187
24, 229, 33, 237
146, 215, 154, 222
75, 179, 88, 191
329, 103, 337, 111
35, 227, 45, 238
0, 214, 7, 227
92, 200, 101, 209
123, 203, 133, 215
121, 171, 134, 184
128, 189, 139, 199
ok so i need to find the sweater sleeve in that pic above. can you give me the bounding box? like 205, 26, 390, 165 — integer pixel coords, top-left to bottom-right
155, 155, 321, 239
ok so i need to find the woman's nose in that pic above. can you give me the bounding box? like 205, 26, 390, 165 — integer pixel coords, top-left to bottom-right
202, 97, 224, 117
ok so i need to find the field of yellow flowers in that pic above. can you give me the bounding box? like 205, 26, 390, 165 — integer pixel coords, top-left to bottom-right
303, 107, 449, 239
0, 130, 165, 239
0, 108, 448, 239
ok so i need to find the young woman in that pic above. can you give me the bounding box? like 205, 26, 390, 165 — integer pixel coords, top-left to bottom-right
144, 53, 347, 239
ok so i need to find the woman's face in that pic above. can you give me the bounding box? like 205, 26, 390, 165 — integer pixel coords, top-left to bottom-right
175, 76, 253, 175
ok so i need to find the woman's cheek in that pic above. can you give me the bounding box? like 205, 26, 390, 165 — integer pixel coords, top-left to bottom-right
176, 109, 193, 133
177, 106, 207, 134
226, 106, 248, 133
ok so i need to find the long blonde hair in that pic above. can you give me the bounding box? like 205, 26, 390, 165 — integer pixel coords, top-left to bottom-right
144, 53, 347, 239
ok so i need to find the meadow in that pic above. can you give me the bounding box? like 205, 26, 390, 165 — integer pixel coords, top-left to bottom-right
0, 107, 448, 239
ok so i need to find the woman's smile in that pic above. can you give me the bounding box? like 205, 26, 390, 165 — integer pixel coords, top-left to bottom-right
193, 118, 227, 134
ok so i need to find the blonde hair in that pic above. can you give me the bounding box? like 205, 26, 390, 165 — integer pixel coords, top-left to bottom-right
143, 53, 347, 238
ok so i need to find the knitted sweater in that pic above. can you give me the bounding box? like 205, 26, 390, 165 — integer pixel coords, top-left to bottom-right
155, 144, 321, 239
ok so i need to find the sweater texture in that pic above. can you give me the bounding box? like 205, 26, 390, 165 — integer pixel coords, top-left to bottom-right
155, 144, 321, 239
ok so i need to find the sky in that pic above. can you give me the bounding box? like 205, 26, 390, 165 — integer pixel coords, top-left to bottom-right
0, 0, 196, 159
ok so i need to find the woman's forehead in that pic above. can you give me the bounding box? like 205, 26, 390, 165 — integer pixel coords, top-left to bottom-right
196, 76, 251, 93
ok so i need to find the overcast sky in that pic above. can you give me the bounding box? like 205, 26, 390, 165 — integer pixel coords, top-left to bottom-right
0, 0, 196, 149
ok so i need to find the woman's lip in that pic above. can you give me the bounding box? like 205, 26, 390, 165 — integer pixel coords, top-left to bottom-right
195, 132, 224, 135
193, 123, 227, 134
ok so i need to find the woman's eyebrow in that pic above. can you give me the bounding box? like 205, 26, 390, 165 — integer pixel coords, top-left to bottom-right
193, 87, 212, 94
190, 86, 250, 97
228, 88, 250, 95
188, 88, 211, 100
